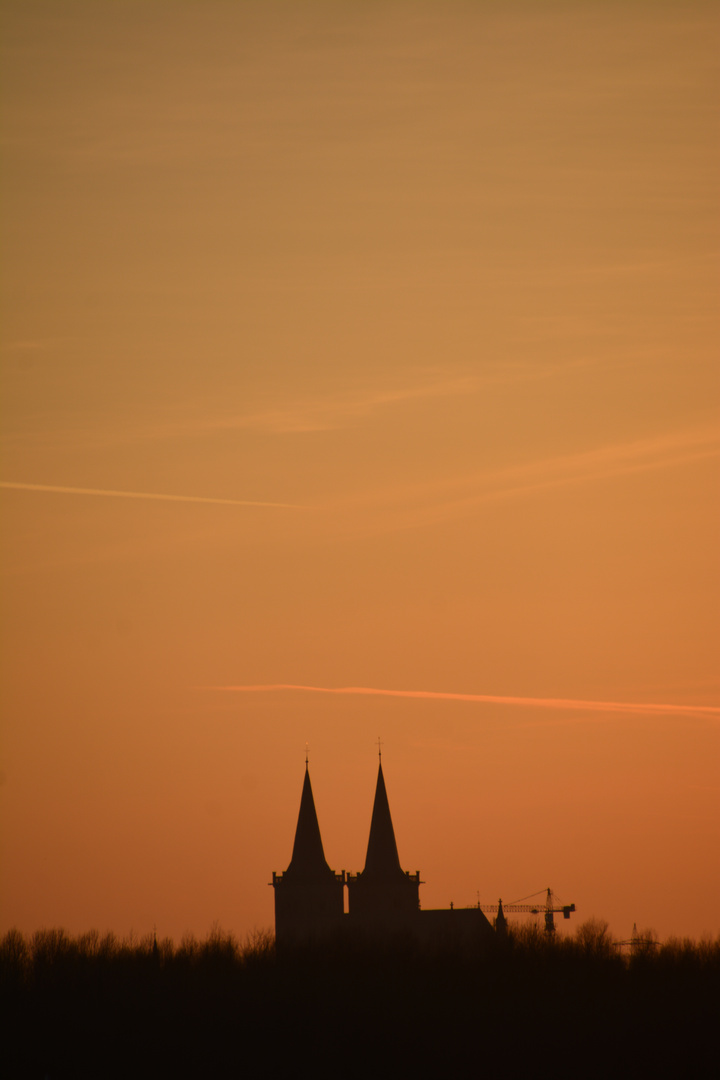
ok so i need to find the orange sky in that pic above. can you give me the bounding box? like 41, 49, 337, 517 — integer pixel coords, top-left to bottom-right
1, 1, 718, 944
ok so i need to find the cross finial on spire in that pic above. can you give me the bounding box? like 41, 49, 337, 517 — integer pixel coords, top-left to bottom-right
305, 742, 309, 770
377, 736, 382, 761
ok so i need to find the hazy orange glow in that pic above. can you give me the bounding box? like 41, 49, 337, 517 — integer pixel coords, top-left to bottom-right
1, 1, 718, 945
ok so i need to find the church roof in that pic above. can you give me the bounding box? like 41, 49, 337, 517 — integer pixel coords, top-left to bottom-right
286, 765, 334, 877
363, 762, 404, 878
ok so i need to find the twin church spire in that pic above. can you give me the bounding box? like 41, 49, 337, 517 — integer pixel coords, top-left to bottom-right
273, 751, 422, 944
287, 742, 405, 882
288, 746, 406, 881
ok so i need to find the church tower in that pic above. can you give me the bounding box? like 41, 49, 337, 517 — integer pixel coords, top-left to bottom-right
346, 758, 420, 933
272, 762, 345, 945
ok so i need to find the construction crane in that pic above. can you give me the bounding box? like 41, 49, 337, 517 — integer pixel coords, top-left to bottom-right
480, 888, 576, 934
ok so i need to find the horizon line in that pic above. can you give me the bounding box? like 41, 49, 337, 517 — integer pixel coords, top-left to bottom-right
205, 684, 720, 718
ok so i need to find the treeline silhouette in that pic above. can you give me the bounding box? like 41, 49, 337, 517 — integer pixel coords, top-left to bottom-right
2, 921, 717, 1078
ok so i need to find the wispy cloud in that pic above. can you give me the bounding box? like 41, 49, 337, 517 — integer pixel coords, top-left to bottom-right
225, 361, 594, 435
0, 481, 305, 509
220, 374, 487, 435
207, 684, 720, 719
0, 359, 594, 450
452, 425, 720, 504
1, 339, 56, 353
339, 423, 720, 531
120, 362, 580, 440
0, 367, 540, 447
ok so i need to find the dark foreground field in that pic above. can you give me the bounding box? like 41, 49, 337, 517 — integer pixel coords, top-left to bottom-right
2, 922, 718, 1078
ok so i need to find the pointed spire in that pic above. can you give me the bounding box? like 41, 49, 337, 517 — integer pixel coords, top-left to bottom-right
363, 761, 403, 877
286, 766, 333, 877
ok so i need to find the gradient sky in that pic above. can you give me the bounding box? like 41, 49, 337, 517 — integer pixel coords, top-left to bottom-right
1, 1, 718, 943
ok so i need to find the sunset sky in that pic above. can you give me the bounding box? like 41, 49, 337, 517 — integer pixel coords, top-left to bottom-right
1, 1, 718, 944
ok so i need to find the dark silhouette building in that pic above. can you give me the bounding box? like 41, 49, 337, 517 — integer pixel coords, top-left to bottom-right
271, 762, 345, 945
346, 761, 421, 930
273, 757, 494, 948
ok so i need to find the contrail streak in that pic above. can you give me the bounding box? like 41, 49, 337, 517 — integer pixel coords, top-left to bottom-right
0, 481, 305, 509
208, 683, 720, 718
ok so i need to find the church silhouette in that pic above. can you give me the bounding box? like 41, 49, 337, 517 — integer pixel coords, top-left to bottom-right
272, 756, 495, 947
